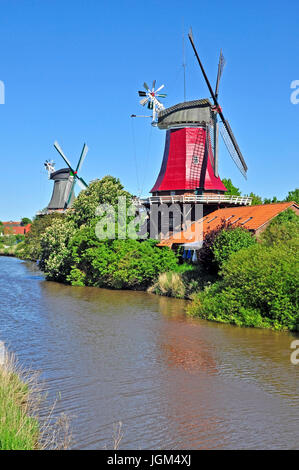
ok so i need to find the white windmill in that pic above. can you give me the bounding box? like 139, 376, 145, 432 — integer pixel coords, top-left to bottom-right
44, 160, 56, 178
137, 80, 167, 123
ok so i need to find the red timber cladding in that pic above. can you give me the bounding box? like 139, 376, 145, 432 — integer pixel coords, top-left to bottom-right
151, 127, 226, 193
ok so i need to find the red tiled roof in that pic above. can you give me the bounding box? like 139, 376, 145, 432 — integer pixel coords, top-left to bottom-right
3, 223, 31, 235
158, 202, 299, 248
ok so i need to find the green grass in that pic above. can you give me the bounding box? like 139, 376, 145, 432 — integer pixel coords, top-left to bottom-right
0, 245, 17, 256
0, 359, 39, 450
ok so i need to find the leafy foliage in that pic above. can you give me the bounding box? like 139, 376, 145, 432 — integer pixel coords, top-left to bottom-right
188, 213, 299, 331
212, 226, 256, 269
39, 218, 75, 282
20, 213, 64, 261
67, 226, 179, 289
221, 178, 241, 196
260, 209, 299, 246
198, 220, 255, 273
20, 217, 32, 226
248, 192, 263, 205
285, 188, 299, 204
71, 175, 132, 227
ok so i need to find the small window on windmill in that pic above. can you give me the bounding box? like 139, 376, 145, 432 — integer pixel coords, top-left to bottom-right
193, 155, 199, 164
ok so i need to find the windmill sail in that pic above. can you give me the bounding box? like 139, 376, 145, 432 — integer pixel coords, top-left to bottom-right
188, 29, 248, 179
215, 50, 226, 98
76, 143, 88, 173
220, 122, 247, 178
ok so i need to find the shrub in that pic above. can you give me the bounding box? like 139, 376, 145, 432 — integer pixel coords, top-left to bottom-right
67, 227, 179, 289
149, 264, 216, 299
148, 272, 186, 298
188, 238, 299, 331
260, 209, 299, 247
212, 226, 256, 270
198, 221, 256, 273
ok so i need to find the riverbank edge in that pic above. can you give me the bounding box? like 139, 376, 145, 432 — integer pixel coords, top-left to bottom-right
0, 344, 39, 450
9, 254, 297, 333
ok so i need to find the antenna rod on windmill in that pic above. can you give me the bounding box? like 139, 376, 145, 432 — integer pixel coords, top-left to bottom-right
183, 23, 186, 102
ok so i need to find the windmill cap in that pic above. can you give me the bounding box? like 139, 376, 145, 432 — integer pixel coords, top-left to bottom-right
49, 168, 72, 180
157, 98, 213, 129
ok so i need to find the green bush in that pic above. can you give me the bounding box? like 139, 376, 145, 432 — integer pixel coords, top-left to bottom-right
66, 226, 179, 289
212, 227, 256, 270
260, 209, 299, 247
198, 221, 256, 273
188, 238, 299, 331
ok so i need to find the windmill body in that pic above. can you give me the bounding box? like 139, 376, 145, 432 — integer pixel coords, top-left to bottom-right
47, 168, 76, 211
151, 99, 227, 196
40, 142, 89, 215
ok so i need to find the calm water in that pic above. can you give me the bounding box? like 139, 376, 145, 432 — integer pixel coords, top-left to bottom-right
0, 256, 298, 449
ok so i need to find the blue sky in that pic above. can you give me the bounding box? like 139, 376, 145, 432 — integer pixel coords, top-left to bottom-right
0, 0, 298, 220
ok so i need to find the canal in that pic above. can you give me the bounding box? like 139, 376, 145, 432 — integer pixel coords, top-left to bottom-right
0, 256, 298, 449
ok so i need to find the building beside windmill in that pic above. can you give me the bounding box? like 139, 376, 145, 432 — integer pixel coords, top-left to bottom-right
1, 221, 31, 236
157, 202, 299, 252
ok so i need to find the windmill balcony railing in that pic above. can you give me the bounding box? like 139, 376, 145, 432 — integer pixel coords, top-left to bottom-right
134, 194, 252, 206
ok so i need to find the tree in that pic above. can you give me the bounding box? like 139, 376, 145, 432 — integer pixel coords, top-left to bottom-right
263, 196, 280, 204
20, 217, 32, 226
248, 192, 263, 205
39, 218, 75, 282
0, 222, 3, 235
71, 175, 132, 227
20, 213, 64, 260
221, 178, 241, 196
285, 188, 299, 204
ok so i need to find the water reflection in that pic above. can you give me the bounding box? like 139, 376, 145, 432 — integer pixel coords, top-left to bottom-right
0, 257, 298, 449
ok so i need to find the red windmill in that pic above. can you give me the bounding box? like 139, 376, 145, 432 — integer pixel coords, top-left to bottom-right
136, 29, 250, 210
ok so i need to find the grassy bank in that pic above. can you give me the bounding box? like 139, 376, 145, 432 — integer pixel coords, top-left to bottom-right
0, 355, 39, 450
0, 246, 17, 256
0, 349, 72, 450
